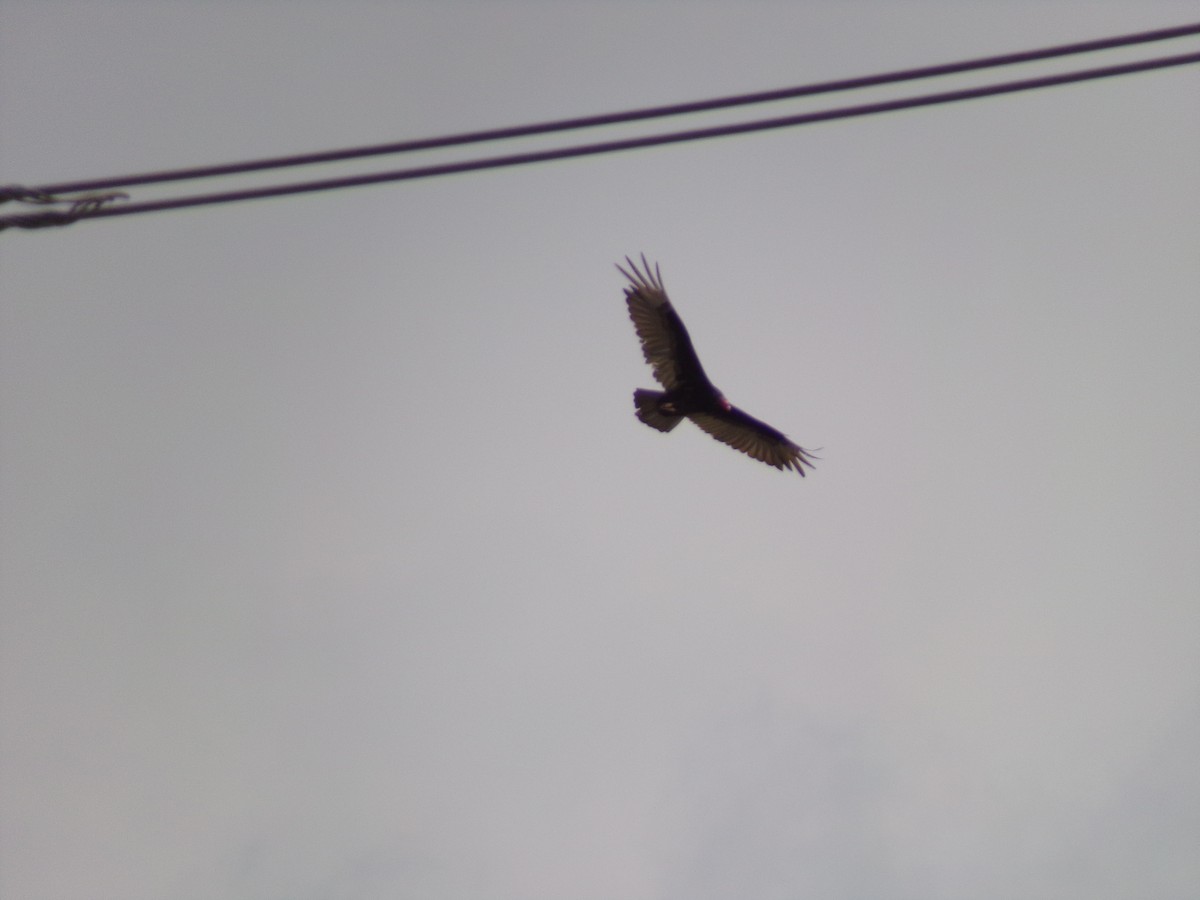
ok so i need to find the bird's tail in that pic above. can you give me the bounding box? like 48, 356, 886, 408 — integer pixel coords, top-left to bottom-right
633, 389, 683, 433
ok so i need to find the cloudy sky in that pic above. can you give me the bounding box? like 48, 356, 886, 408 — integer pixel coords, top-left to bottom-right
2, 3, 1199, 899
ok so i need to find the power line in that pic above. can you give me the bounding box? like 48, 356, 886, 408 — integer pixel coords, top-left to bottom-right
2, 42, 1198, 231
12, 21, 1200, 198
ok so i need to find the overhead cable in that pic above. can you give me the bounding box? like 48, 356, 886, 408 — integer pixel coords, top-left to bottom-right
12, 21, 1200, 198
2, 39, 1198, 231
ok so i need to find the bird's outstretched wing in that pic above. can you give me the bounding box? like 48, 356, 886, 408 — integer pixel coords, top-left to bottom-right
618, 254, 710, 392
690, 407, 817, 476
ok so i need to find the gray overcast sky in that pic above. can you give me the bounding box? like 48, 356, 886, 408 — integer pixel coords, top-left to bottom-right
3, 3, 1199, 899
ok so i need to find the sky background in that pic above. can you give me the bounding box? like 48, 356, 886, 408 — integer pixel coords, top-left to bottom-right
2, 3, 1199, 899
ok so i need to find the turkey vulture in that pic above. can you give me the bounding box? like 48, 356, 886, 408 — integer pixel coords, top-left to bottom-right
620, 255, 817, 475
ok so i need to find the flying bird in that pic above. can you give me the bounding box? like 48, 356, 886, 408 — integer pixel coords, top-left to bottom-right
620, 255, 817, 476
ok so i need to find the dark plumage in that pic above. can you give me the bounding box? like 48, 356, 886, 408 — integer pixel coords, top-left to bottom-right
620, 255, 817, 476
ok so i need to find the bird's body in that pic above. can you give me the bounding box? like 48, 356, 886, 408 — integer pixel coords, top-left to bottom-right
620, 255, 816, 475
